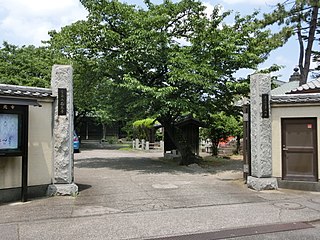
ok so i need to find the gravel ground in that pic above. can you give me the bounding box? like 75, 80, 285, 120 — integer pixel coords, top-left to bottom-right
78, 141, 244, 178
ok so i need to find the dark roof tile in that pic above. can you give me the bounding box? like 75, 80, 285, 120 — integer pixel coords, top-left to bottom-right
0, 84, 53, 99
289, 79, 320, 94
271, 94, 320, 104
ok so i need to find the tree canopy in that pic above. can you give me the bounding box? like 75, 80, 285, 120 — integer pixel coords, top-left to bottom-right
201, 111, 242, 156
46, 0, 292, 164
0, 42, 65, 87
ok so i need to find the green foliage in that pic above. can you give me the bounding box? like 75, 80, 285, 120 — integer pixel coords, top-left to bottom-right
132, 118, 156, 129
201, 112, 242, 156
107, 136, 117, 144
0, 42, 67, 87
47, 0, 291, 164
132, 118, 157, 141
48, 0, 288, 120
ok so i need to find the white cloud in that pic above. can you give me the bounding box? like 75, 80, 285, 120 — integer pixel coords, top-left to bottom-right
0, 0, 88, 46
203, 2, 225, 18
222, 0, 279, 5
203, 2, 215, 17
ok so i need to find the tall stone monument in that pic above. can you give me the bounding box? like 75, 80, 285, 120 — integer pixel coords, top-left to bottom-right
247, 74, 277, 190
47, 65, 78, 196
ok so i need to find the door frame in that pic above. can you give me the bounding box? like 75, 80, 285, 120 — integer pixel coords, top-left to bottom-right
281, 117, 318, 182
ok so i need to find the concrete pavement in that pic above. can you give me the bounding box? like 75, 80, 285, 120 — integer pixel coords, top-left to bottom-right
1, 148, 320, 239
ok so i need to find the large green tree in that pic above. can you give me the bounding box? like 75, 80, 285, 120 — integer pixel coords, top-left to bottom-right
47, 0, 291, 165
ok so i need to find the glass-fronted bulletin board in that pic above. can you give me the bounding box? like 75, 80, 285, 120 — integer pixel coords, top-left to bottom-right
0, 113, 21, 153
0, 103, 28, 201
0, 104, 25, 156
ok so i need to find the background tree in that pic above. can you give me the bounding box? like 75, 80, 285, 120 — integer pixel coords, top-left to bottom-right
0, 42, 65, 87
132, 118, 158, 141
201, 112, 241, 156
94, 108, 114, 141
263, 0, 320, 85
47, 0, 291, 165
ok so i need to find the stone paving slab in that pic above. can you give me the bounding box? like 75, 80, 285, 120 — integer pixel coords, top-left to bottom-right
1, 149, 320, 239
0, 224, 18, 240
5, 201, 320, 240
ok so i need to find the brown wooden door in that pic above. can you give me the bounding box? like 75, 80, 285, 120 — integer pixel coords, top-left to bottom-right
282, 118, 318, 181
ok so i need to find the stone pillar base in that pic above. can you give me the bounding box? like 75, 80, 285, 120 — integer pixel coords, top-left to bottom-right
47, 183, 78, 197
247, 176, 278, 191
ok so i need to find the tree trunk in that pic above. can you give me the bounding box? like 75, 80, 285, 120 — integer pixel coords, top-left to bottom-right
211, 139, 219, 156
160, 120, 200, 165
102, 124, 107, 140
298, 4, 319, 85
236, 135, 241, 154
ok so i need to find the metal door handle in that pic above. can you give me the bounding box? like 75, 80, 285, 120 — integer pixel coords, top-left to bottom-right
283, 148, 288, 151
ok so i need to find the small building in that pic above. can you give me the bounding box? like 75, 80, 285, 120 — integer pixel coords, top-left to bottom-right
164, 116, 205, 157
0, 84, 54, 202
271, 77, 320, 190
247, 69, 320, 191
0, 65, 77, 203
78, 116, 125, 140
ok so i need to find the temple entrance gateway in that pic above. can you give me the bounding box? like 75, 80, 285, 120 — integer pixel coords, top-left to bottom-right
281, 118, 318, 182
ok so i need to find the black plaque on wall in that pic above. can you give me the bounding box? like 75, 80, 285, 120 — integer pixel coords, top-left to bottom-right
261, 94, 269, 118
58, 88, 67, 116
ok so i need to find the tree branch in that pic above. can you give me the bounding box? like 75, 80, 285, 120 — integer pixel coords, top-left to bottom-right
300, 4, 319, 85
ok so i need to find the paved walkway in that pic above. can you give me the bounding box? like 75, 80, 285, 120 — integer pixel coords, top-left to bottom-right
1, 149, 320, 239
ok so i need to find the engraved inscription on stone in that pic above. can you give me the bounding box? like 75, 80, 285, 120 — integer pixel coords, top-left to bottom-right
58, 88, 67, 116
261, 94, 269, 118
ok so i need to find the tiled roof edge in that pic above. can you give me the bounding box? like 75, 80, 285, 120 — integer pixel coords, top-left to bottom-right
288, 79, 320, 94
271, 94, 320, 104
0, 84, 53, 99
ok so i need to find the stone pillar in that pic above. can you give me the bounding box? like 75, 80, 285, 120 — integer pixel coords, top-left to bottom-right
135, 139, 139, 149
141, 139, 145, 150
247, 74, 277, 191
132, 140, 135, 149
47, 65, 78, 196
146, 141, 150, 151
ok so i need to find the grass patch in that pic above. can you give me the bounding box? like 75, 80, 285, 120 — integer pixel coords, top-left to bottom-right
118, 147, 134, 151
199, 154, 243, 168
200, 156, 229, 168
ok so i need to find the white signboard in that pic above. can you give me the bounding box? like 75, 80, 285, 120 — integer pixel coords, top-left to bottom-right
0, 114, 19, 149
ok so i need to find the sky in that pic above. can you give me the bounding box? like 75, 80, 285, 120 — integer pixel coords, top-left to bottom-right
0, 0, 316, 81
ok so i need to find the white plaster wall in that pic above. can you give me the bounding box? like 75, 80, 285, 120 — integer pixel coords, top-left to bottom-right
0, 101, 53, 189
271, 104, 320, 180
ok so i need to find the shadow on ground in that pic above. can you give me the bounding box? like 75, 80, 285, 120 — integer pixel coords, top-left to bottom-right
199, 157, 243, 174
75, 155, 243, 175
76, 183, 92, 192
75, 157, 199, 174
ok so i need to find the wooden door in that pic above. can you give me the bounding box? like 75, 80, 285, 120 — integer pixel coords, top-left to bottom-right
282, 118, 318, 181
